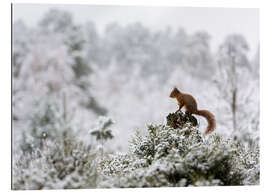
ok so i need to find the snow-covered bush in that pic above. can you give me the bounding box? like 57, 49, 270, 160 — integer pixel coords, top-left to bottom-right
99, 111, 259, 187
12, 135, 98, 190
90, 116, 114, 161
13, 114, 116, 190
18, 94, 77, 154
90, 116, 114, 142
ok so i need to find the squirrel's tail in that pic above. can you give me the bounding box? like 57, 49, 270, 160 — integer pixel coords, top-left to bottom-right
195, 110, 216, 134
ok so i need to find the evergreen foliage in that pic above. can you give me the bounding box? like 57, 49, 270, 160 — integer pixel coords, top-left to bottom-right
12, 111, 259, 189
13, 136, 98, 190
99, 111, 259, 187
90, 116, 114, 141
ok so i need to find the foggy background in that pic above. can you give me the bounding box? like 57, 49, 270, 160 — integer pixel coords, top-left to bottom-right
12, 4, 259, 152
13, 4, 259, 58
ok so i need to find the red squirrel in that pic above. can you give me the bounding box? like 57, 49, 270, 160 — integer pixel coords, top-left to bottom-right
170, 87, 216, 134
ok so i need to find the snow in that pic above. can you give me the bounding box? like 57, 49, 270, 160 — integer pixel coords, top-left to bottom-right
12, 9, 259, 189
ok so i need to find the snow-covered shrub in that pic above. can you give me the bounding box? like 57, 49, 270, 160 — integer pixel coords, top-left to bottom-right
99, 111, 259, 187
18, 94, 76, 154
12, 97, 111, 190
90, 116, 114, 141
13, 113, 116, 190
90, 116, 114, 161
12, 135, 98, 190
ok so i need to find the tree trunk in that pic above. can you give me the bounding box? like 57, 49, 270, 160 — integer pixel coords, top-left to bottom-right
232, 89, 237, 132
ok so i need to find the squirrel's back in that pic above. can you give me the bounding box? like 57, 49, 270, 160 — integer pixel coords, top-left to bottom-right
182, 93, 198, 114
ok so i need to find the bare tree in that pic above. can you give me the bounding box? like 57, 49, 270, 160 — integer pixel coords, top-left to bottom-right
214, 34, 251, 133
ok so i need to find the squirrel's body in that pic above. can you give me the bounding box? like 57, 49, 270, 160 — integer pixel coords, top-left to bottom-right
170, 87, 216, 134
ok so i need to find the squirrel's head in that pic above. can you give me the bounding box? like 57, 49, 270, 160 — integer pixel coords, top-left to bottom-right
170, 87, 180, 98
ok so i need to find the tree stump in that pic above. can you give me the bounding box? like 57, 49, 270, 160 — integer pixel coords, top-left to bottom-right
166, 111, 198, 129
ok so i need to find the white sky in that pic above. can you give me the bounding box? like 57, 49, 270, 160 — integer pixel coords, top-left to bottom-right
13, 4, 259, 58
